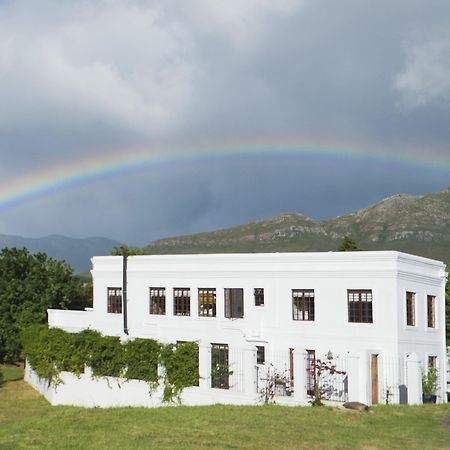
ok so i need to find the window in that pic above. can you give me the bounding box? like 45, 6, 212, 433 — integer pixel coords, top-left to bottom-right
427, 295, 436, 328
198, 288, 216, 317
254, 288, 264, 306
149, 287, 165, 315
292, 289, 315, 321
256, 345, 265, 365
211, 343, 229, 389
224, 288, 244, 319
107, 287, 122, 314
348, 289, 373, 323
174, 288, 190, 316
306, 349, 316, 396
428, 355, 437, 369
406, 291, 415, 326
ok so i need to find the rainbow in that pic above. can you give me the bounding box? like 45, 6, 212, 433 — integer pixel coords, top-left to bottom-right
1, 138, 449, 210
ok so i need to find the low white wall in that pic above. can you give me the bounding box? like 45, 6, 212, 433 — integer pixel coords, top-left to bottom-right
25, 364, 272, 408
48, 308, 94, 332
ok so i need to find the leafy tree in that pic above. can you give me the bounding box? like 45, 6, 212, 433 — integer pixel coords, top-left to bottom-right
337, 236, 362, 251
0, 248, 88, 363
111, 246, 146, 256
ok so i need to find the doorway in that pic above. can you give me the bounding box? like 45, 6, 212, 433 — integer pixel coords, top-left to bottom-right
371, 354, 379, 404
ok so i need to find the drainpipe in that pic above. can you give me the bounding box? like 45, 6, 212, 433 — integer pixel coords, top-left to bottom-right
122, 248, 129, 335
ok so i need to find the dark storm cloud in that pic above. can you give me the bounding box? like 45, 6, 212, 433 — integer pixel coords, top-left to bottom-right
0, 0, 449, 242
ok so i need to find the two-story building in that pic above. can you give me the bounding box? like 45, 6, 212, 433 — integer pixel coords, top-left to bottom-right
26, 251, 448, 407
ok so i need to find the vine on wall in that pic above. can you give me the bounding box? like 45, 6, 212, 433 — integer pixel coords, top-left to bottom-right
22, 325, 199, 402
160, 342, 199, 402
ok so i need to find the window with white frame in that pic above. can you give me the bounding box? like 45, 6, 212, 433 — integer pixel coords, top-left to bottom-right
198, 288, 216, 317
256, 345, 265, 365
427, 295, 436, 328
254, 288, 264, 306
224, 288, 244, 319
149, 287, 165, 315
292, 289, 315, 321
347, 289, 373, 323
107, 287, 122, 314
406, 291, 415, 326
174, 288, 190, 316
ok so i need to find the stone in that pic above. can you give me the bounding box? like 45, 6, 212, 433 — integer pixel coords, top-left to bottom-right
343, 401, 369, 412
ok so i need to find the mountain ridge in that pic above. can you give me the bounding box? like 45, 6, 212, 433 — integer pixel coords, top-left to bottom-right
0, 234, 122, 272
145, 188, 450, 267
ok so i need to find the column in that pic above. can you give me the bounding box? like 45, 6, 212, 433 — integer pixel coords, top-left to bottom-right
346, 354, 360, 402
293, 349, 308, 403
199, 342, 211, 389
243, 345, 257, 395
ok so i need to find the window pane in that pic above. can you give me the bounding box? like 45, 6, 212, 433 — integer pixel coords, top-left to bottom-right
306, 349, 316, 396
224, 288, 244, 318
174, 288, 190, 316
199, 288, 216, 317
107, 287, 122, 314
254, 288, 264, 306
406, 291, 415, 326
256, 345, 265, 365
150, 287, 165, 315
427, 295, 436, 328
211, 343, 229, 389
292, 289, 315, 321
347, 289, 373, 323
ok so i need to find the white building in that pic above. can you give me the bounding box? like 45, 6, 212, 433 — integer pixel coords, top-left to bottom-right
27, 251, 448, 407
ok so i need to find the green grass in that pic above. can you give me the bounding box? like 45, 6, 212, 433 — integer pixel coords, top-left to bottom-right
0, 364, 24, 382
1, 381, 449, 449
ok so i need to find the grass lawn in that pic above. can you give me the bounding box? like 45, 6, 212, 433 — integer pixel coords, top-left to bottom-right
0, 381, 449, 449
0, 363, 24, 382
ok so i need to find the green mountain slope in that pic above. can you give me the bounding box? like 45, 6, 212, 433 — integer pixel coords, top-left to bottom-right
145, 188, 450, 266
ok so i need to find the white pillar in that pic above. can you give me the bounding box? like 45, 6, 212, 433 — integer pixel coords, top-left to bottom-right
243, 346, 257, 395
347, 354, 360, 402
406, 353, 422, 405
293, 349, 308, 403
199, 342, 211, 389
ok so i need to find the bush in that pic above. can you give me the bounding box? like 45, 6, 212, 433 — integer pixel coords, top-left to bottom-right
160, 342, 200, 402
22, 325, 200, 401
0, 368, 4, 386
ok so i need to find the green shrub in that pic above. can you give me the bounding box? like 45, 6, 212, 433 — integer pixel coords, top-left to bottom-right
0, 367, 4, 386
422, 367, 438, 396
160, 341, 199, 403
124, 338, 160, 387
89, 335, 125, 378
22, 325, 199, 401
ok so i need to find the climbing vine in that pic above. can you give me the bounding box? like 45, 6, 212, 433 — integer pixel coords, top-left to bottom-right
160, 341, 199, 403
123, 338, 160, 389
22, 324, 199, 401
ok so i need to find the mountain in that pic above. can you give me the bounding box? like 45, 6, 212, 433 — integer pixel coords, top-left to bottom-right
0, 234, 122, 273
145, 188, 450, 267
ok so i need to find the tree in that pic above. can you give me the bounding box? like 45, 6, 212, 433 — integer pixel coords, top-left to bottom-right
110, 246, 146, 256
337, 236, 362, 251
0, 248, 88, 363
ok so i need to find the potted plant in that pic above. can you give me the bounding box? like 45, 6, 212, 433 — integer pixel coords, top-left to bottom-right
422, 367, 438, 403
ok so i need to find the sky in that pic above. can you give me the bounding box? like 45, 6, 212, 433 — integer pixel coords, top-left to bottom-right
0, 0, 449, 246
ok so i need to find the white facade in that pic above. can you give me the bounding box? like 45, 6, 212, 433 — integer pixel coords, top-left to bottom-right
31, 251, 447, 407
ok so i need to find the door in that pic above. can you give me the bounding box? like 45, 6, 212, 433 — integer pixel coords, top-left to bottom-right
371, 354, 379, 404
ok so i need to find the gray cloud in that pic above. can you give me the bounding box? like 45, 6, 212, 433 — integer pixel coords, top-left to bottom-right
0, 0, 449, 244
